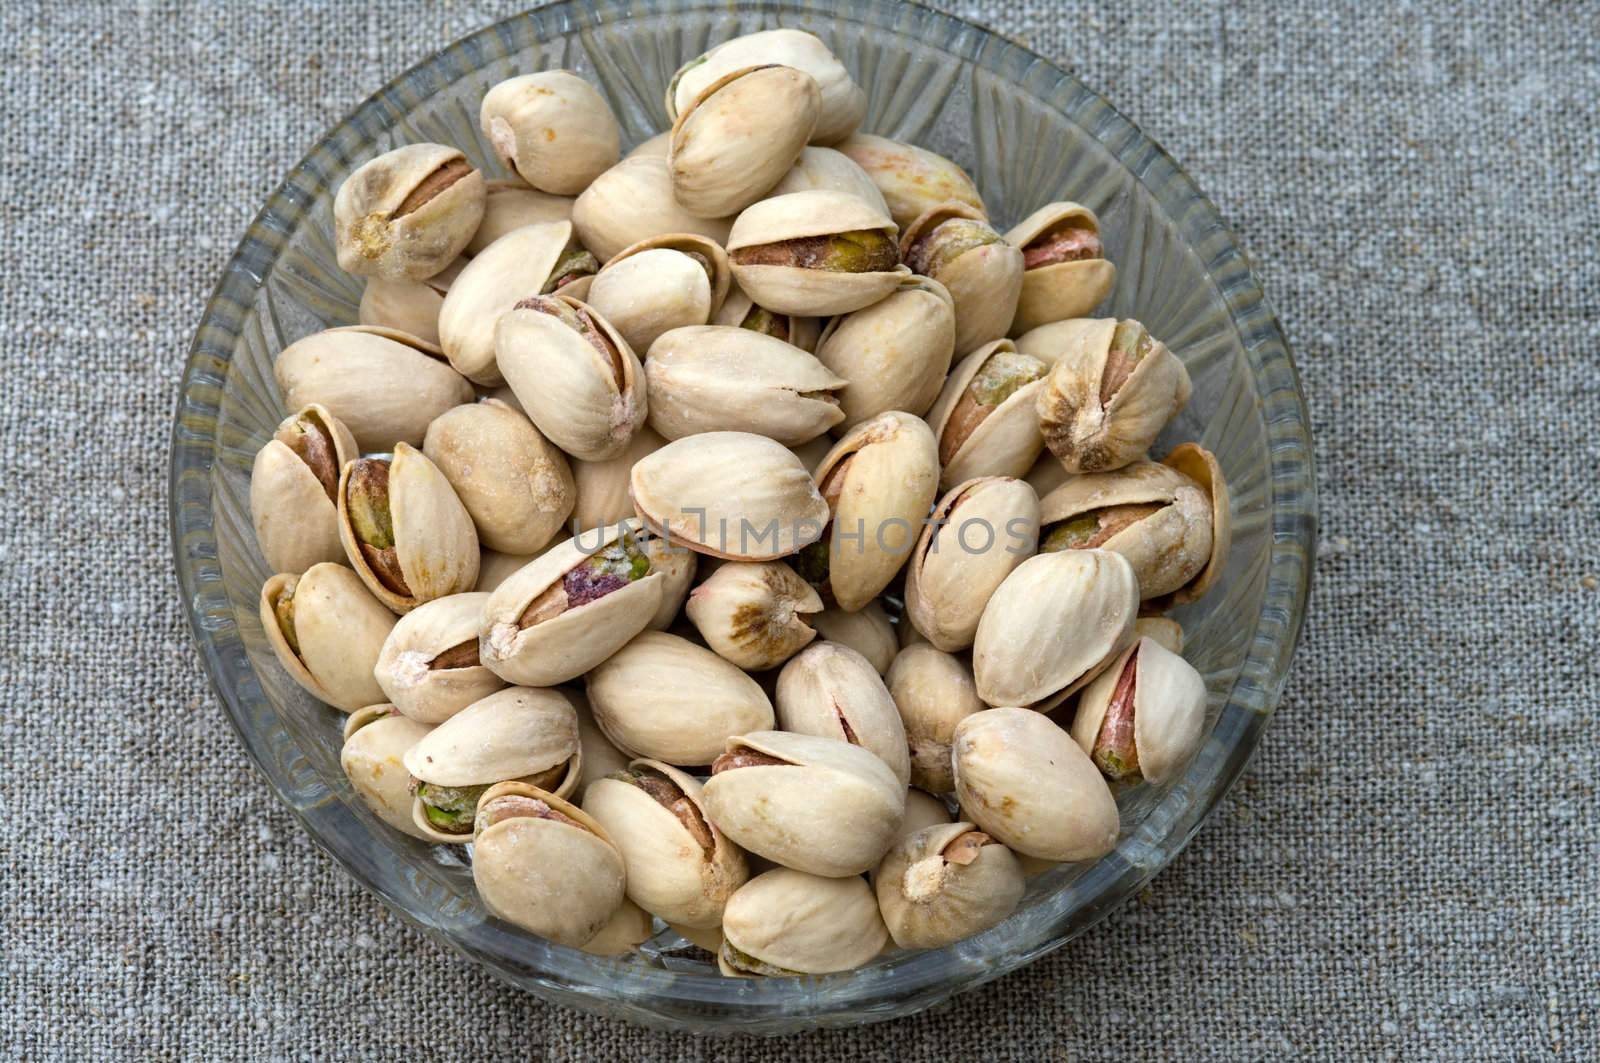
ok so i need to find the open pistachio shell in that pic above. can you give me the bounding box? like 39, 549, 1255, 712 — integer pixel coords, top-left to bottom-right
900, 201, 1024, 355
642, 536, 698, 630
886, 644, 985, 794
260, 564, 396, 711
719, 869, 887, 977
669, 65, 820, 217
834, 133, 985, 230
770, 146, 890, 216
875, 821, 1024, 949
357, 257, 465, 346
573, 156, 733, 263
570, 426, 668, 531
726, 191, 908, 317
340, 705, 435, 840
925, 339, 1049, 491
373, 592, 504, 724
250, 404, 360, 574
814, 274, 955, 429
1071, 636, 1207, 787
333, 143, 485, 281
466, 180, 575, 255
666, 29, 865, 145
1153, 442, 1231, 607
1005, 202, 1117, 334
585, 234, 732, 353
1135, 616, 1185, 655
480, 71, 621, 195
685, 560, 822, 671
809, 600, 896, 674
776, 641, 911, 787
711, 287, 821, 353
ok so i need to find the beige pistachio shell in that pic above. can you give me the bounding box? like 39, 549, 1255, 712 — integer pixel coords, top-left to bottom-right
422, 399, 575, 555
776, 641, 911, 787
573, 156, 734, 263
630, 431, 829, 560
402, 685, 579, 788
904, 476, 1040, 652
711, 287, 821, 352
372, 592, 504, 724
1005, 202, 1117, 334
1024, 450, 1074, 499
667, 29, 865, 145
669, 921, 723, 953
624, 132, 671, 160
1135, 616, 1185, 654
466, 180, 575, 255
901, 201, 1024, 355
478, 520, 664, 686
700, 730, 904, 877
770, 146, 890, 216
480, 71, 620, 195
250, 404, 360, 574
260, 565, 396, 711
585, 234, 732, 353
900, 787, 954, 840
886, 644, 984, 794
726, 191, 908, 316
357, 257, 464, 346
476, 548, 541, 593
669, 65, 820, 217
570, 426, 668, 531
809, 601, 896, 674
1154, 442, 1231, 607
1071, 636, 1206, 787
642, 536, 698, 630
972, 549, 1138, 709
333, 143, 486, 280
579, 897, 655, 956
834, 133, 985, 230
720, 869, 886, 976
814, 275, 955, 428
897, 616, 929, 650
788, 435, 833, 474
340, 705, 435, 840
471, 782, 625, 947
586, 631, 774, 765
952, 707, 1119, 862
571, 689, 631, 799
273, 326, 474, 452
644, 326, 846, 445
584, 760, 749, 928
926, 339, 1048, 491
685, 561, 822, 670
875, 821, 1024, 949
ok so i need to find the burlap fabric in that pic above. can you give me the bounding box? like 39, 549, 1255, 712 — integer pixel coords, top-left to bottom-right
3, 1, 1595, 1057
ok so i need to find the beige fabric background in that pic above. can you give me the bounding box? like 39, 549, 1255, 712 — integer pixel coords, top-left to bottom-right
3, 0, 1597, 1058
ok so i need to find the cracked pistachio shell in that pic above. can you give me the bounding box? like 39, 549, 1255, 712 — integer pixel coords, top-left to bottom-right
700, 730, 903, 877
642, 536, 698, 630
373, 592, 504, 724
1027, 318, 1192, 474
571, 426, 668, 531
972, 549, 1139, 710
927, 339, 1049, 491
669, 65, 820, 217
813, 412, 941, 611
273, 326, 474, 452
573, 156, 733, 263
719, 869, 886, 977
624, 132, 671, 160
875, 821, 1024, 949
899, 787, 955, 843
835, 133, 985, 230
886, 644, 984, 794
340, 705, 435, 840
630, 431, 829, 560
466, 179, 574, 254
952, 707, 1119, 862
495, 294, 647, 462
770, 146, 890, 217
1071, 637, 1206, 787
480, 71, 620, 195
904, 477, 1040, 652
685, 561, 821, 671
1153, 442, 1230, 608
776, 641, 911, 787
261, 564, 396, 711
479, 520, 664, 686
901, 201, 1024, 355
644, 326, 846, 445
334, 143, 486, 281
1136, 616, 1184, 654
814, 275, 955, 429
471, 781, 625, 947
586, 234, 732, 353
423, 399, 575, 554
712, 287, 821, 353
809, 601, 896, 674
1005, 202, 1116, 335
250, 404, 360, 574
357, 257, 465, 346
570, 689, 630, 799
667, 29, 865, 145
726, 191, 908, 317
586, 631, 774, 765
584, 759, 749, 928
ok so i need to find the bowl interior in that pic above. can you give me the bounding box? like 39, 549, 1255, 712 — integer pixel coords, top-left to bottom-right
171, 0, 1313, 1033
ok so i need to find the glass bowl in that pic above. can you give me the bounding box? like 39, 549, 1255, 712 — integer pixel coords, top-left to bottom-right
170, 0, 1314, 1034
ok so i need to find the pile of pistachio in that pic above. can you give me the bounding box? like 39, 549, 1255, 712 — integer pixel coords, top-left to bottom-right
251, 29, 1231, 975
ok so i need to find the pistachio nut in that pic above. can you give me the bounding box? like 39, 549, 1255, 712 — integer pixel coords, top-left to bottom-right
586, 631, 775, 765
357, 257, 465, 346
495, 293, 647, 461
479, 520, 664, 686
1149, 442, 1230, 608
259, 564, 396, 711
1005, 201, 1117, 335
249, 404, 360, 574
585, 234, 732, 353
669, 64, 820, 217
885, 644, 984, 794
809, 600, 896, 674
901, 201, 1024, 355
926, 339, 1050, 491
466, 179, 575, 255
643, 326, 846, 445
874, 821, 1024, 949
333, 143, 486, 280
580, 898, 655, 956
584, 759, 749, 928
719, 869, 887, 977
770, 146, 891, 217
701, 730, 903, 877
899, 786, 955, 842
570, 426, 667, 531
813, 274, 956, 428
422, 399, 575, 554
951, 707, 1119, 862
1027, 318, 1192, 474
726, 191, 908, 317
712, 287, 821, 353
624, 132, 671, 160
402, 686, 581, 843
480, 71, 621, 195
684, 561, 822, 671
775, 641, 911, 787
629, 431, 829, 560
273, 326, 474, 452
373, 592, 504, 724
666, 29, 865, 145
572, 156, 733, 263
972, 549, 1139, 710
475, 547, 540, 593
337, 444, 481, 613
903, 476, 1040, 652
471, 781, 625, 946
1135, 615, 1185, 655
1070, 636, 1206, 787
340, 705, 435, 840
642, 536, 698, 630
834, 133, 985, 230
